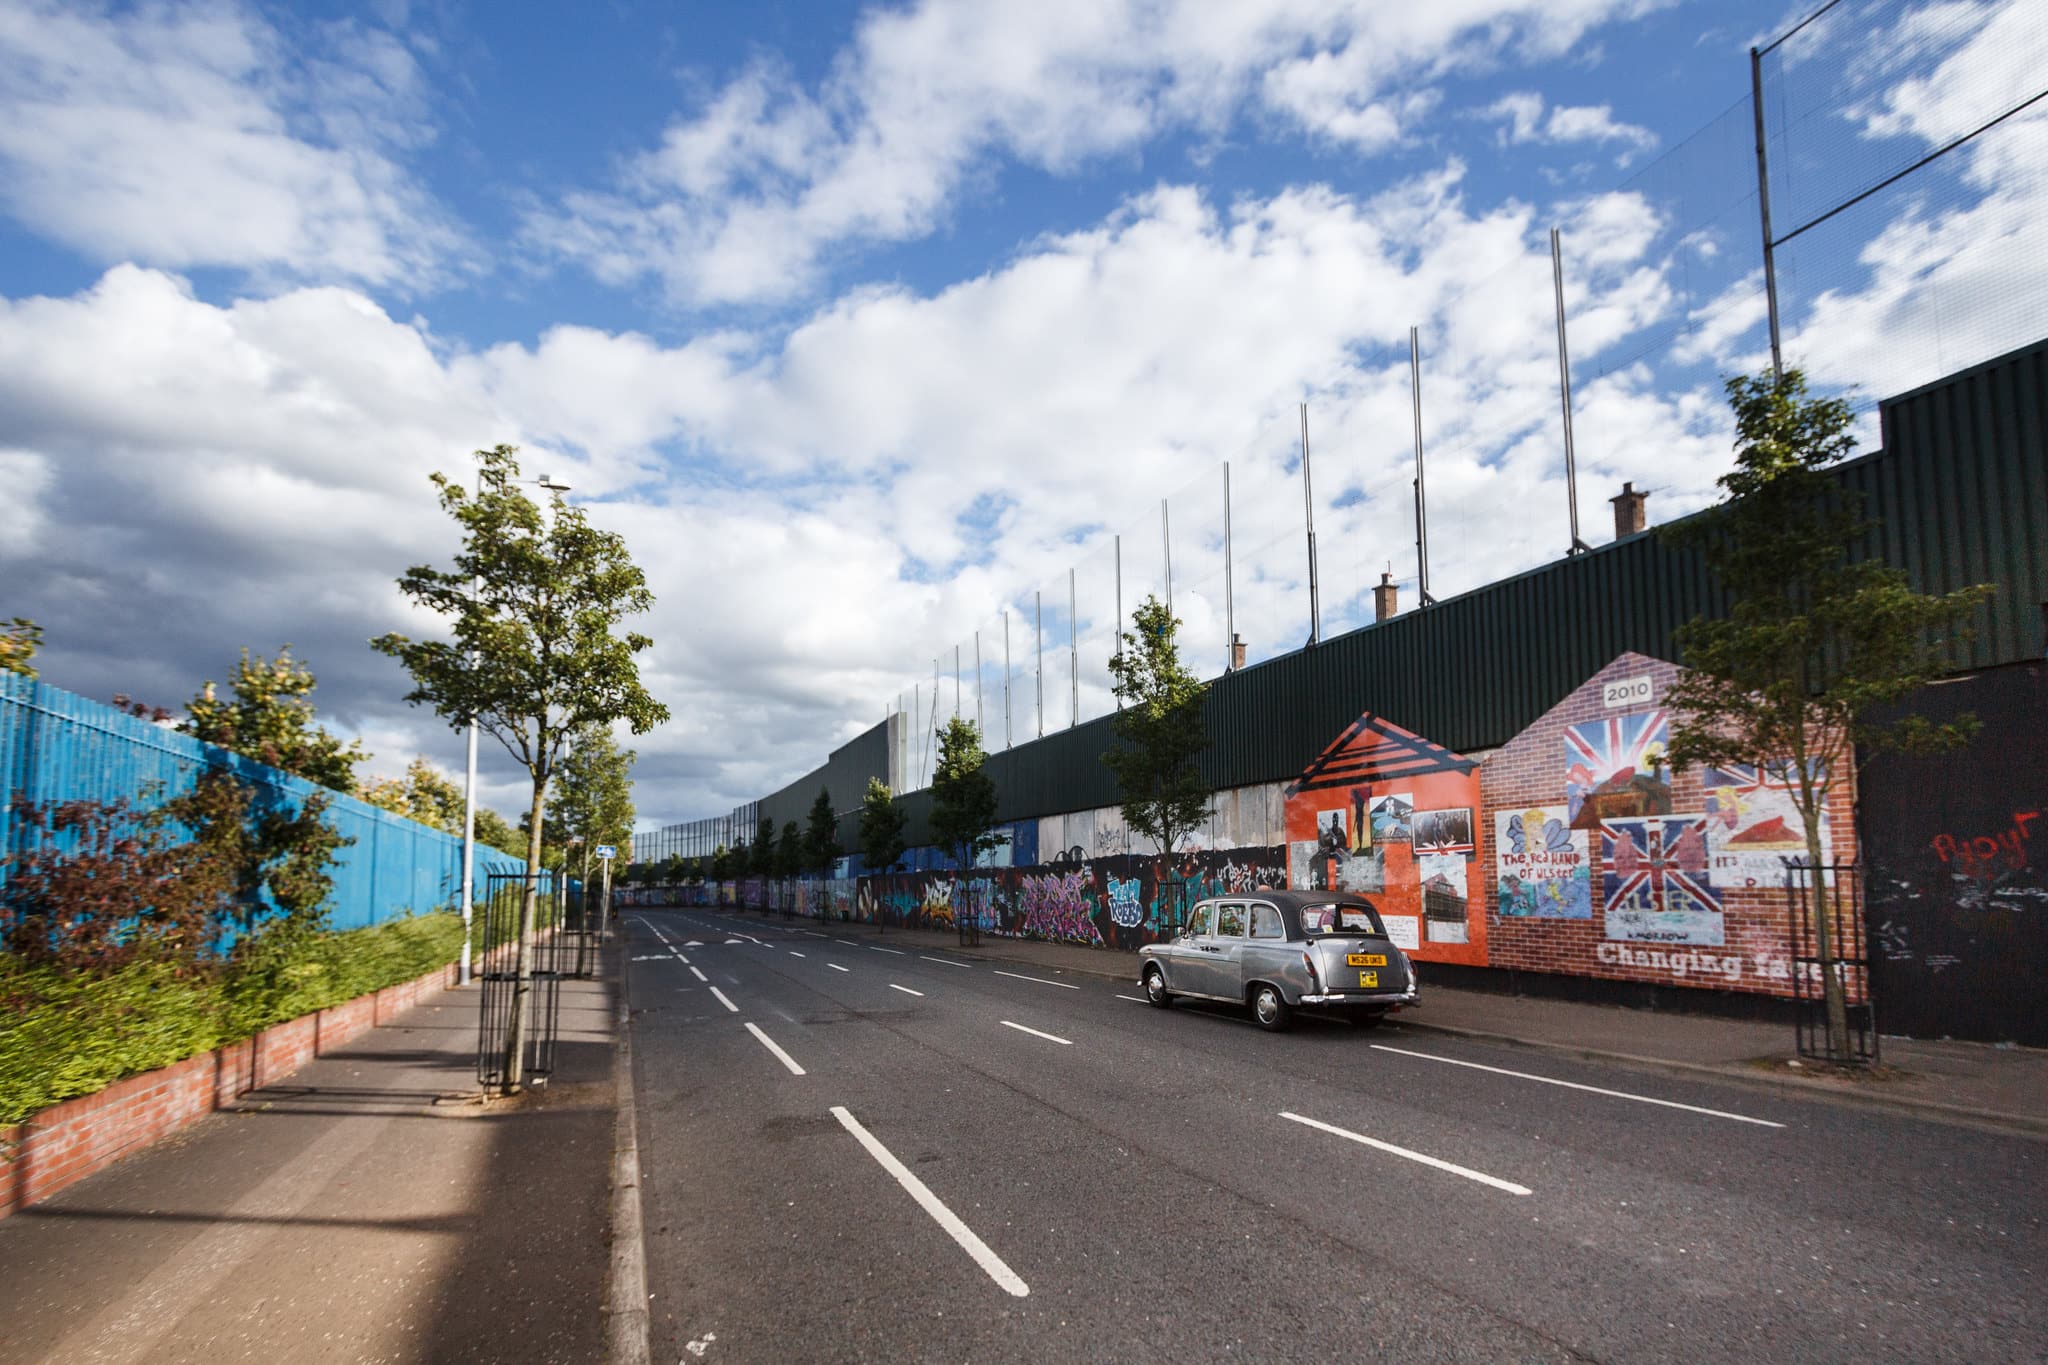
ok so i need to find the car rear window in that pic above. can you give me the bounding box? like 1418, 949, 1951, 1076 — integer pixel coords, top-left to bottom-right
1299, 902, 1385, 937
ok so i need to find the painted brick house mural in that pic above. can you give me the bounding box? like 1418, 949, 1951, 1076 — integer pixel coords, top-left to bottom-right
1479, 652, 1858, 996
1283, 711, 1488, 966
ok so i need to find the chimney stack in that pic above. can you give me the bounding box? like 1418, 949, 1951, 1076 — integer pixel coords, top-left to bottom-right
1230, 633, 1246, 670
1374, 571, 1398, 623
1611, 481, 1648, 540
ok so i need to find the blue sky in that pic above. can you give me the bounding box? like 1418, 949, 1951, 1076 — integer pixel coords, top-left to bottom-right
1, 0, 2042, 829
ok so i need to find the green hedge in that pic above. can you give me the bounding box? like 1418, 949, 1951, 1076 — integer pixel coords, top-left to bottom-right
1, 912, 466, 1129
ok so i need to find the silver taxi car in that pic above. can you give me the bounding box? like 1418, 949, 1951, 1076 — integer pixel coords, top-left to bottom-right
1137, 890, 1419, 1031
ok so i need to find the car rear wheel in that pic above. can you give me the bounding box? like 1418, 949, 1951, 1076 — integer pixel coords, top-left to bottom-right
1251, 982, 1292, 1032
1142, 964, 1173, 1008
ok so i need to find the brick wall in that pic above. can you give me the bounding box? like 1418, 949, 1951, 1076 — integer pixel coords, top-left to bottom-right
0, 960, 464, 1221
1478, 651, 1858, 999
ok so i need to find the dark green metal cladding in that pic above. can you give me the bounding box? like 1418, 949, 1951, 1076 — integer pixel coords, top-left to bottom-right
1863, 338, 2047, 667
730, 337, 2048, 829
755, 718, 891, 835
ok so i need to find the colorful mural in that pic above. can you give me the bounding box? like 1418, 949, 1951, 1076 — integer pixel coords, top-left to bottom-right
1479, 651, 1859, 997
1495, 806, 1591, 918
1283, 711, 1487, 964
1600, 815, 1723, 945
1703, 763, 1830, 888
1565, 710, 1672, 828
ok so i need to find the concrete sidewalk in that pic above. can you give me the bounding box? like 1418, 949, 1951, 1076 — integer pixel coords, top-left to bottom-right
0, 964, 618, 1365
743, 906, 2048, 1138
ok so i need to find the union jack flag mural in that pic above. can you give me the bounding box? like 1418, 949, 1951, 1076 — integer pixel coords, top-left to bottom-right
1600, 815, 1724, 945
1565, 709, 1670, 822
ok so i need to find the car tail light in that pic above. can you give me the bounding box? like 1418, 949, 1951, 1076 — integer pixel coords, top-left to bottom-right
1303, 951, 1319, 989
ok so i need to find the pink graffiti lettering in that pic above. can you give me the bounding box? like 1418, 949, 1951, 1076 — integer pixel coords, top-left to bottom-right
1018, 870, 1103, 945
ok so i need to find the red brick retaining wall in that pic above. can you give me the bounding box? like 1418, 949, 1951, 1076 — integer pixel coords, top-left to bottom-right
0, 958, 465, 1221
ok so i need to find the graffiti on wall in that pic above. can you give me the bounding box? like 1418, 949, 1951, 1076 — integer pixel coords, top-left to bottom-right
855, 846, 1286, 949
1284, 711, 1487, 963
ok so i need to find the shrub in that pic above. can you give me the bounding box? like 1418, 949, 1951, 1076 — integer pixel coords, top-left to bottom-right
1, 911, 467, 1128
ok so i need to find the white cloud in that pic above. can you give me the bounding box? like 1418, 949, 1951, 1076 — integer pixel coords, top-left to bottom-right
0, 0, 463, 290
527, 0, 1660, 307
3, 158, 1748, 820
1479, 89, 1659, 163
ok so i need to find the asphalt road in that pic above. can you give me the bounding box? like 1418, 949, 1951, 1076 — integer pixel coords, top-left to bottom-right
623, 909, 2044, 1364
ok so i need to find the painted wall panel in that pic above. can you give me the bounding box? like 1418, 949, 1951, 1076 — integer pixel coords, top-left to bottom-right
1282, 712, 1488, 963
1478, 652, 1860, 997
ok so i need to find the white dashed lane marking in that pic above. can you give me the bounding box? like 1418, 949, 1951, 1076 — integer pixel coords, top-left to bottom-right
1000, 1020, 1073, 1046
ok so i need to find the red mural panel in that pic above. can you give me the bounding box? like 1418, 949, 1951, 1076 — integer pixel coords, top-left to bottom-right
1284, 712, 1488, 966
1479, 651, 1859, 997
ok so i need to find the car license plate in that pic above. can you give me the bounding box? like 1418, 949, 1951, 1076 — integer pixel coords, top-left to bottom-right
1347, 953, 1386, 967
1358, 971, 1379, 988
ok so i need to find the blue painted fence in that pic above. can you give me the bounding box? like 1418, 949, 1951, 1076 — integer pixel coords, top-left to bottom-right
1, 672, 522, 932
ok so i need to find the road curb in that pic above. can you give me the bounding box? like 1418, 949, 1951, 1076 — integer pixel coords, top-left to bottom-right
606, 936, 651, 1365
1386, 1018, 2048, 1140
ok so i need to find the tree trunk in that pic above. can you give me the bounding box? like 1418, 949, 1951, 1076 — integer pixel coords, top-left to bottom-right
580, 843, 592, 927
1805, 821, 1852, 1059
504, 781, 546, 1093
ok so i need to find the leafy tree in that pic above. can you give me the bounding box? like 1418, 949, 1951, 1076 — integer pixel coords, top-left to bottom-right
711, 843, 733, 883
1104, 595, 1212, 926
547, 725, 638, 895
373, 444, 669, 1092
857, 777, 908, 931
1, 616, 40, 677
1664, 370, 1993, 1059
471, 805, 520, 857
182, 647, 367, 793
361, 757, 467, 831
858, 777, 908, 872
776, 820, 803, 911
804, 787, 842, 879
750, 816, 776, 878
930, 718, 1006, 935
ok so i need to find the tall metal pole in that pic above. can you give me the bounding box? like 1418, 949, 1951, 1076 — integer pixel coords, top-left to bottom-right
1003, 610, 1012, 748
954, 644, 961, 719
913, 682, 921, 788
1114, 534, 1123, 710
1301, 402, 1321, 645
457, 465, 483, 987
1034, 592, 1044, 738
975, 630, 983, 738
1068, 567, 1079, 728
1552, 228, 1590, 556
1223, 460, 1235, 670
459, 700, 478, 986
1751, 45, 1785, 381
1409, 327, 1435, 607
931, 657, 940, 774
1161, 500, 1173, 619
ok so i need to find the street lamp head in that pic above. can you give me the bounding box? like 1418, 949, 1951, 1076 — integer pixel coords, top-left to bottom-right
534, 474, 571, 495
